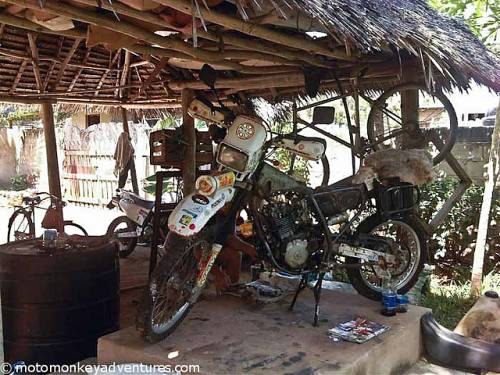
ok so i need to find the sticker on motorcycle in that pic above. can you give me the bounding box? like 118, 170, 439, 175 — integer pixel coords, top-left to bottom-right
192, 194, 210, 205
179, 214, 193, 226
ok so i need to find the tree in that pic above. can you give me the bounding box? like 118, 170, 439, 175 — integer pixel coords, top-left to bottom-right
429, 0, 500, 53
470, 99, 499, 296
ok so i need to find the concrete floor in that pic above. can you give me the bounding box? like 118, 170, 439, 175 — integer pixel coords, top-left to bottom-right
100, 286, 430, 374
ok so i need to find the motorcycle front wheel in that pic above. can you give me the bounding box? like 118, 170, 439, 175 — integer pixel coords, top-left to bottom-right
136, 231, 212, 343
346, 215, 428, 300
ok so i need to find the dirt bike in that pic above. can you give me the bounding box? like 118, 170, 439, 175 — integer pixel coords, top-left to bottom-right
106, 188, 181, 258
136, 66, 429, 342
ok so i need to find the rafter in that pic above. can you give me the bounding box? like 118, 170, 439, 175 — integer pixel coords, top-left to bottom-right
156, 0, 353, 61
133, 66, 148, 99
43, 36, 64, 92
129, 57, 168, 101
3, 0, 311, 72
68, 48, 90, 92
52, 37, 81, 91
27, 33, 43, 92
119, 50, 131, 99
94, 49, 121, 96
68, 0, 337, 67
10, 59, 28, 94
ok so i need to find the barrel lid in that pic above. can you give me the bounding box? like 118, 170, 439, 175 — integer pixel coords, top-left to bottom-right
0, 236, 116, 256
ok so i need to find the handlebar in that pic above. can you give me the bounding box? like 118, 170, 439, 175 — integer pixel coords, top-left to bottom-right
23, 192, 66, 206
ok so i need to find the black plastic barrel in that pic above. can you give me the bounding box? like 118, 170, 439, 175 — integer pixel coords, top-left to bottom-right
0, 236, 120, 365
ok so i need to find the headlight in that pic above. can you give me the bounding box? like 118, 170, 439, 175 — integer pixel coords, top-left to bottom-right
217, 144, 248, 172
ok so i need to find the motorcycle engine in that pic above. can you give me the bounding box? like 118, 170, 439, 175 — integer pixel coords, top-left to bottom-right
259, 191, 320, 270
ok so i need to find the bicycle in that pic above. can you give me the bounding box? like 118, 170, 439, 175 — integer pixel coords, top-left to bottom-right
7, 192, 88, 242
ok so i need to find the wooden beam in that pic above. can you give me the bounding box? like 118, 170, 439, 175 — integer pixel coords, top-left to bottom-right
94, 49, 121, 96
0, 46, 119, 71
27, 33, 43, 92
181, 88, 196, 195
170, 72, 305, 90
129, 57, 168, 100
43, 36, 64, 92
119, 50, 131, 99
0, 12, 301, 75
70, 0, 330, 67
68, 48, 91, 92
0, 24, 5, 41
52, 38, 81, 91
401, 67, 421, 148
4, 0, 283, 73
0, 12, 84, 38
41, 102, 64, 231
156, 0, 353, 61
10, 59, 28, 94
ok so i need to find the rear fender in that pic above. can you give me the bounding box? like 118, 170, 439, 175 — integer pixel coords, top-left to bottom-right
168, 188, 235, 237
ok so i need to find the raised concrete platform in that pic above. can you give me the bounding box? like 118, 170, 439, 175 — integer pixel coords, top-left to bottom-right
98, 289, 429, 374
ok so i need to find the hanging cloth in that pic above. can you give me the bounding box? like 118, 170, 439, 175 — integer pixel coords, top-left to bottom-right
113, 132, 135, 176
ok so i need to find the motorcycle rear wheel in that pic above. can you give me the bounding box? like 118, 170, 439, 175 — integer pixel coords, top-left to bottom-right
136, 232, 211, 343
346, 215, 428, 300
106, 216, 138, 258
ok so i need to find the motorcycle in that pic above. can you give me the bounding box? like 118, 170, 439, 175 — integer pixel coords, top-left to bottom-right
106, 189, 172, 258
136, 67, 428, 342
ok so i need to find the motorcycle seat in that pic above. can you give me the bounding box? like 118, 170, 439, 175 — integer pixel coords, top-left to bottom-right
129, 193, 155, 210
313, 176, 367, 216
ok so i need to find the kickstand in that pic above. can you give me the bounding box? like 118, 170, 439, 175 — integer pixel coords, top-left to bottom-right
289, 274, 308, 311
312, 272, 325, 326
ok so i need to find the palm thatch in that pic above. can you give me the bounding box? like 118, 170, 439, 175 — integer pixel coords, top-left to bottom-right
0, 0, 496, 111
286, 0, 499, 90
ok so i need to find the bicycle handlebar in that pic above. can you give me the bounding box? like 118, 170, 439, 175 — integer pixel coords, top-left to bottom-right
25, 192, 67, 206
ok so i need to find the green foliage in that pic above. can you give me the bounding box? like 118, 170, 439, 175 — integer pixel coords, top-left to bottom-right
6, 110, 40, 125
0, 117, 8, 128
429, 0, 499, 53
418, 177, 499, 282
153, 115, 178, 130
10, 174, 32, 191
271, 121, 310, 182
420, 271, 500, 329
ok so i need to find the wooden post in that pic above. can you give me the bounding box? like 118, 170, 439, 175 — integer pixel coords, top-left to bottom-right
182, 89, 196, 195
400, 68, 423, 149
41, 102, 64, 230
121, 107, 139, 194
42, 103, 62, 199
470, 98, 500, 296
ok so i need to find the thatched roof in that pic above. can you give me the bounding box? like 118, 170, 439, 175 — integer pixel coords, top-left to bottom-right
290, 0, 499, 89
0, 0, 497, 110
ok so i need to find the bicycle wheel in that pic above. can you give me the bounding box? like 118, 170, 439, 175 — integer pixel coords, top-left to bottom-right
63, 221, 88, 236
366, 83, 458, 165
7, 209, 35, 242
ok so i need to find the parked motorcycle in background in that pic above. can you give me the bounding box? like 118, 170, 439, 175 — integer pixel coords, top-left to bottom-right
106, 187, 180, 258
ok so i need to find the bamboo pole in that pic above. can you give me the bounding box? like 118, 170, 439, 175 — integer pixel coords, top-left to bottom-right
181, 89, 196, 195
156, 0, 354, 61
470, 98, 500, 296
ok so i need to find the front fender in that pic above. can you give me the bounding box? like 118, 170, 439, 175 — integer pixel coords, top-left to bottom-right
167, 188, 235, 237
